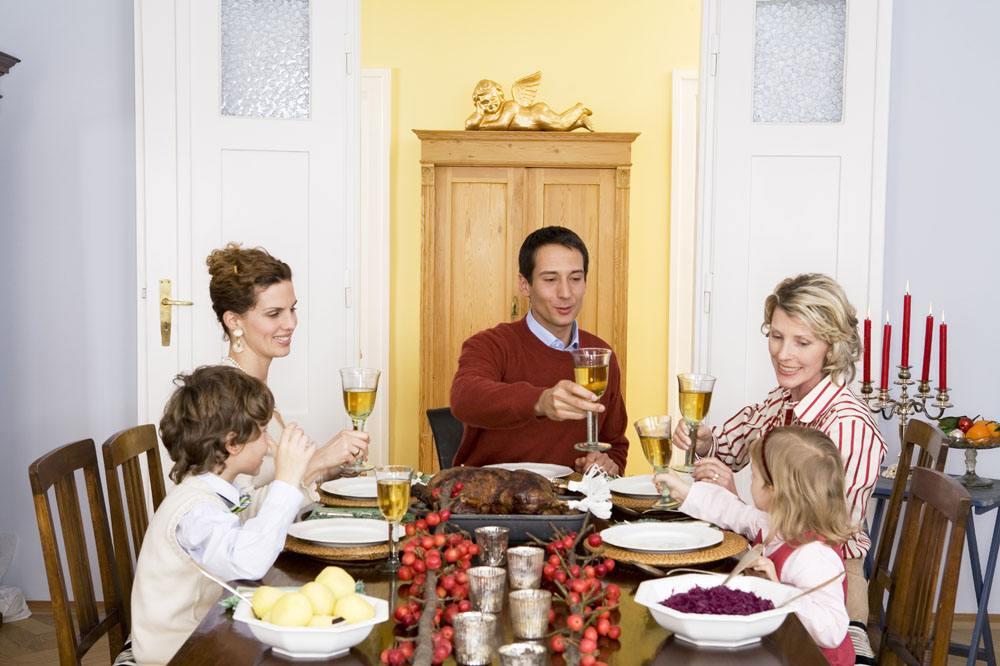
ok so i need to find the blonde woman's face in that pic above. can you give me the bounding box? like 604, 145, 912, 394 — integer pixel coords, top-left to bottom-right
767, 307, 829, 401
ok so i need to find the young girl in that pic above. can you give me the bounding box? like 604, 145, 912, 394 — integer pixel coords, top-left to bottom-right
655, 426, 855, 665
131, 365, 316, 665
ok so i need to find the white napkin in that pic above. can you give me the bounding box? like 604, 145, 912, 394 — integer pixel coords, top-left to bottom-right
566, 466, 613, 519
0, 533, 29, 622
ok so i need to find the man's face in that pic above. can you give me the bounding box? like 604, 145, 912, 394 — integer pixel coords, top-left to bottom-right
518, 243, 586, 339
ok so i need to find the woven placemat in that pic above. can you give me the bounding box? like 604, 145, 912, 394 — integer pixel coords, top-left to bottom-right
284, 534, 388, 562
611, 493, 660, 511
587, 530, 748, 567
317, 487, 379, 508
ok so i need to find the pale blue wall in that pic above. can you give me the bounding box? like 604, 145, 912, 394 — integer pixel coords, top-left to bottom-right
883, 0, 1000, 613
0, 0, 136, 599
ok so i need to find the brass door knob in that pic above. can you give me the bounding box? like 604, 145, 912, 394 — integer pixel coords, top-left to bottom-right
159, 279, 193, 346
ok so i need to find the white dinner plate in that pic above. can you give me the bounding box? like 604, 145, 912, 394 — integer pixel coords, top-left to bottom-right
608, 474, 660, 497
320, 477, 378, 499
600, 522, 723, 553
484, 462, 574, 480
287, 518, 401, 546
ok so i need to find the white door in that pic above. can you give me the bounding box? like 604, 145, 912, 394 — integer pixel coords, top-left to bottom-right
696, 0, 892, 429
136, 0, 368, 461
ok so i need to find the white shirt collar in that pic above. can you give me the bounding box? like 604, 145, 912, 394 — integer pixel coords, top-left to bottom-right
194, 473, 242, 506
526, 310, 580, 351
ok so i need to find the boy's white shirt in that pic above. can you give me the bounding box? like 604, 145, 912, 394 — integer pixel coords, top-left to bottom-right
175, 473, 305, 581
680, 482, 849, 649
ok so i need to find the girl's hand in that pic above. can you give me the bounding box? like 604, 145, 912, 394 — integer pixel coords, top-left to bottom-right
745, 555, 778, 582
653, 469, 693, 503
672, 420, 714, 457
273, 423, 316, 486
692, 457, 737, 495
303, 431, 370, 484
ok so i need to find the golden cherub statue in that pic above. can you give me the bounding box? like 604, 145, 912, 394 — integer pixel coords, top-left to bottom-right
464, 72, 594, 132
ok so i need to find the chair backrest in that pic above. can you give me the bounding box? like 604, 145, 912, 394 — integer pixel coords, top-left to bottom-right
101, 424, 166, 623
878, 467, 970, 665
29, 439, 127, 665
869, 419, 948, 627
426, 407, 464, 470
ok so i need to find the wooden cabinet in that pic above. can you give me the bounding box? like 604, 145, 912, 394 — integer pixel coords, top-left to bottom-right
415, 130, 638, 471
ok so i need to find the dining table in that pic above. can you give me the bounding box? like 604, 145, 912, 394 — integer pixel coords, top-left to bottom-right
169, 549, 828, 665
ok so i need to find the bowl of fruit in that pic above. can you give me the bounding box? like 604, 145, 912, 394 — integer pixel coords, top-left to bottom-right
233, 566, 388, 659
939, 416, 1000, 487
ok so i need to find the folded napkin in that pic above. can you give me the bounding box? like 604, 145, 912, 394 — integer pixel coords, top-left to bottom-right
566, 466, 613, 519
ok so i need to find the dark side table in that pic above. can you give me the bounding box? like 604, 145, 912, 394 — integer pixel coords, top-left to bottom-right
865, 473, 1000, 665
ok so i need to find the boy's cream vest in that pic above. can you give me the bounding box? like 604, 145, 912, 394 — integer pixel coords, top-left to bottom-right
130, 476, 228, 665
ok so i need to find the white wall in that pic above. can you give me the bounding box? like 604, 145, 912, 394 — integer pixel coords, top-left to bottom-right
884, 0, 1000, 613
0, 0, 136, 600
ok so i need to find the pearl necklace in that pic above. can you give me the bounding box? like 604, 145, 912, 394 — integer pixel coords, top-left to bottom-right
224, 356, 247, 373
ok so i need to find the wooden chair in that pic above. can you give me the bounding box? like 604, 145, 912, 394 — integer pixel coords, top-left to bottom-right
101, 424, 166, 623
875, 467, 970, 665
29, 439, 127, 665
868, 419, 949, 627
426, 407, 464, 470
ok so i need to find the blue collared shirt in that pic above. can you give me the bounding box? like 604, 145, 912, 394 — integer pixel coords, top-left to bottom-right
526, 310, 580, 351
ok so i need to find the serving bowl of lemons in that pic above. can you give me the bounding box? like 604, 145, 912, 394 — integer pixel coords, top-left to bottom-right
234, 566, 388, 659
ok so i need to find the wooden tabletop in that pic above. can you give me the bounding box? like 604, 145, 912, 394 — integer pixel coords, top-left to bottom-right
169, 551, 828, 665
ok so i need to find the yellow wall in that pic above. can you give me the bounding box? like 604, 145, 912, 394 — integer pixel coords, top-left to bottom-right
362, 0, 702, 475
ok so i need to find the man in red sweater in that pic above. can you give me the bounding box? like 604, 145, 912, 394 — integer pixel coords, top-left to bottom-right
450, 226, 628, 475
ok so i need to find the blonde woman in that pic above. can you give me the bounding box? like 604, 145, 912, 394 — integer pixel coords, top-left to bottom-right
673, 273, 885, 624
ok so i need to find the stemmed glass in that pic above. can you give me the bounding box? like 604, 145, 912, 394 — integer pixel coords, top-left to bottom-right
634, 415, 679, 510
571, 348, 612, 453
677, 373, 716, 472
340, 367, 380, 473
375, 465, 411, 573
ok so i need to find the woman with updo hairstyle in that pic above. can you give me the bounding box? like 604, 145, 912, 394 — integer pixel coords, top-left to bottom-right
206, 243, 369, 487
673, 273, 885, 625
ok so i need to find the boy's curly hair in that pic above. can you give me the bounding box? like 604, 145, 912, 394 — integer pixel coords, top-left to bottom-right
159, 365, 274, 483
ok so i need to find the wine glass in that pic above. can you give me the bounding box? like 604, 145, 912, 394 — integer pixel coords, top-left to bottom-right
634, 415, 679, 510
571, 348, 612, 453
375, 465, 411, 572
340, 367, 380, 473
677, 373, 716, 472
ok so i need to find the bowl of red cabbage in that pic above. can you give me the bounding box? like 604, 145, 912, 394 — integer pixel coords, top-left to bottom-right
633, 573, 800, 648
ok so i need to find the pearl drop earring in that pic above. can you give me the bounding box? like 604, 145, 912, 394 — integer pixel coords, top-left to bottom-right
232, 328, 245, 353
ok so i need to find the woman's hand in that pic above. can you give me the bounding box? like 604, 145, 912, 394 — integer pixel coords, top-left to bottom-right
273, 423, 316, 487
745, 555, 778, 582
653, 469, 693, 503
672, 420, 714, 457
302, 430, 370, 484
691, 457, 737, 495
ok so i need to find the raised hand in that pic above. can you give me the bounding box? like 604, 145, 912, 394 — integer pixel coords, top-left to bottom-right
653, 469, 693, 503
273, 423, 316, 487
672, 419, 714, 456
534, 379, 605, 421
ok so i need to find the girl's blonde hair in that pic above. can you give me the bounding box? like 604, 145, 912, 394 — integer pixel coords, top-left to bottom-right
762, 273, 861, 386
750, 426, 856, 547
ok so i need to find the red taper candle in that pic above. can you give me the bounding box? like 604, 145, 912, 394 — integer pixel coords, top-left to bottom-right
880, 312, 892, 391
901, 282, 912, 366
920, 304, 934, 384
863, 307, 872, 384
939, 313, 948, 391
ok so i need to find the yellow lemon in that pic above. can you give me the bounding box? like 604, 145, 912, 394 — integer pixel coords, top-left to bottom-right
307, 614, 338, 627
251, 585, 286, 620
315, 566, 356, 600
333, 593, 376, 624
267, 592, 313, 627
300, 581, 336, 616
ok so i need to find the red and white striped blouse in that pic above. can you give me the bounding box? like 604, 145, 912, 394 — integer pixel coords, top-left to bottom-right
709, 375, 886, 559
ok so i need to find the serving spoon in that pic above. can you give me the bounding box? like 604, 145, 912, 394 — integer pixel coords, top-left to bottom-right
721, 542, 765, 586
776, 570, 845, 609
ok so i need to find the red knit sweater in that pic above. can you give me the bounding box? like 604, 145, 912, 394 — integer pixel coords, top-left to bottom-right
450, 318, 628, 472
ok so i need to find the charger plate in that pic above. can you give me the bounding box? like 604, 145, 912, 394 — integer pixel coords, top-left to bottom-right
587, 529, 747, 567
284, 534, 388, 562
318, 486, 379, 508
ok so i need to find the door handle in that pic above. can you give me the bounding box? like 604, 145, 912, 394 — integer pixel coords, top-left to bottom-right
159, 279, 193, 347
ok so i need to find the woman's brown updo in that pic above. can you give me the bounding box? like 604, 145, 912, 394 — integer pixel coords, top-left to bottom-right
206, 243, 292, 337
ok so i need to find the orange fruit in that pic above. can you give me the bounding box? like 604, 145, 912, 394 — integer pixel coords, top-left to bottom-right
965, 420, 999, 441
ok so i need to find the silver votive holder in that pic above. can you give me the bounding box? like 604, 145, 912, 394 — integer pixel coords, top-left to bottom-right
508, 588, 551, 640
498, 641, 548, 666
468, 565, 507, 613
475, 526, 509, 566
506, 546, 545, 590
454, 611, 498, 665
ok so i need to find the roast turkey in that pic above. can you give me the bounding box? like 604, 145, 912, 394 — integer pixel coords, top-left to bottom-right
419, 466, 571, 515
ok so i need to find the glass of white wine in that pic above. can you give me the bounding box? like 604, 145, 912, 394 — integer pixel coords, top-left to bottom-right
340, 367, 380, 473
571, 348, 612, 453
375, 465, 411, 572
677, 373, 716, 472
634, 415, 679, 510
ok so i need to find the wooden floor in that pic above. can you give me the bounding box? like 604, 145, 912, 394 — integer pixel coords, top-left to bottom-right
1, 605, 998, 664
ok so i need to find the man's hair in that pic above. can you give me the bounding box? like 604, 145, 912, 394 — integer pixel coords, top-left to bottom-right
159, 365, 274, 483
517, 226, 589, 284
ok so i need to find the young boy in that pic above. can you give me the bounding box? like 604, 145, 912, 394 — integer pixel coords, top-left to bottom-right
131, 365, 315, 665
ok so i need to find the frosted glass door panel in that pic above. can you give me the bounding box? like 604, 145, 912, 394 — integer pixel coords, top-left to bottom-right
753, 0, 845, 123
221, 0, 310, 118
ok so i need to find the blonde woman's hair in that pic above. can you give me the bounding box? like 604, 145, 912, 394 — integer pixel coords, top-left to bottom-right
750, 426, 856, 548
762, 273, 861, 386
